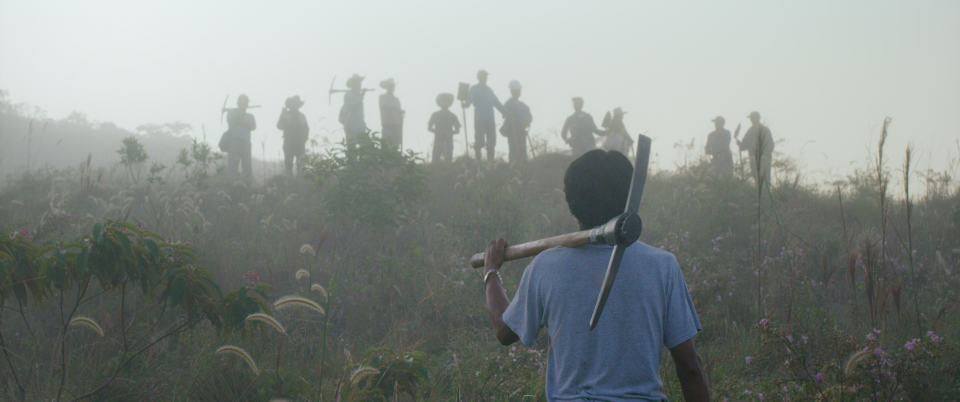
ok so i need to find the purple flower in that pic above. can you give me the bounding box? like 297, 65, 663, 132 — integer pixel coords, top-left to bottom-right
786, 334, 793, 343
815, 372, 824, 381
927, 331, 942, 342
801, 335, 809, 344
17, 228, 33, 241
758, 318, 769, 326
717, 295, 722, 302
905, 339, 919, 351
745, 356, 753, 365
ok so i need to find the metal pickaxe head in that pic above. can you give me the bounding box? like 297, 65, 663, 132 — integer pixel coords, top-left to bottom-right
220, 95, 229, 123
589, 134, 652, 330
328, 76, 337, 105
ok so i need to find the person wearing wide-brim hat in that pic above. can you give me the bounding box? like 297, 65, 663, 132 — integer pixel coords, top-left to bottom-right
428, 93, 461, 163
341, 74, 368, 146
736, 111, 774, 186
705, 116, 734, 178
598, 107, 633, 155
378, 78, 404, 148
277, 95, 310, 176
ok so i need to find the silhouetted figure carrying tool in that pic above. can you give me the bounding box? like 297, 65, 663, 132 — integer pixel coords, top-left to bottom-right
473, 137, 710, 401
500, 80, 532, 163
735, 111, 774, 186
598, 107, 634, 157
219, 94, 257, 183
457, 82, 470, 158
277, 95, 309, 176
705, 116, 734, 177
462, 70, 504, 161
329, 74, 374, 148
561, 97, 604, 158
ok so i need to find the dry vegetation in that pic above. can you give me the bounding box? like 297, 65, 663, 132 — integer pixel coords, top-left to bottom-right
1, 103, 958, 400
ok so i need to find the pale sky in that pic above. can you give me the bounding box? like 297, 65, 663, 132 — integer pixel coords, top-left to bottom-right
1, 0, 958, 183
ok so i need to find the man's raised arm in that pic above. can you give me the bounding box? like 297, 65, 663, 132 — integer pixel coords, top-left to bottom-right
484, 238, 519, 346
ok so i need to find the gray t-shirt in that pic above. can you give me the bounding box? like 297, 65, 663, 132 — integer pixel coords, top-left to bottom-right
503, 242, 701, 401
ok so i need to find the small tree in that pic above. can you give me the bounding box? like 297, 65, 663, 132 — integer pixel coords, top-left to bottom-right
305, 131, 427, 227
117, 136, 149, 182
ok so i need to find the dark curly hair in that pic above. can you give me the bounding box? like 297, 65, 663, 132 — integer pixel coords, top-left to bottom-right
563, 150, 633, 230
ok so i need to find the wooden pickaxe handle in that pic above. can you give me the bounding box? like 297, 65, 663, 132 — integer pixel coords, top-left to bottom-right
469, 212, 642, 269
470, 230, 591, 268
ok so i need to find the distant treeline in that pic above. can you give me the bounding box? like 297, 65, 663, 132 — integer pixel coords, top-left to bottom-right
0, 90, 196, 176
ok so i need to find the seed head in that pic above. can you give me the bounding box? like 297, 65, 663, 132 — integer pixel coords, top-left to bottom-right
68, 316, 104, 336
216, 345, 259, 375
274, 295, 325, 315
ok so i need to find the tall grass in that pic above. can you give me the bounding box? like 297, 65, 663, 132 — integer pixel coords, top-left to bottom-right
0, 119, 957, 400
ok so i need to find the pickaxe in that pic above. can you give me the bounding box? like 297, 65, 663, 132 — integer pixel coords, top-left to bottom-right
471, 134, 652, 330
327, 76, 376, 105
220, 95, 261, 123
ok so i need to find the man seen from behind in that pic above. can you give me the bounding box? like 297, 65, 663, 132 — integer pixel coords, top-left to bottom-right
482, 150, 710, 401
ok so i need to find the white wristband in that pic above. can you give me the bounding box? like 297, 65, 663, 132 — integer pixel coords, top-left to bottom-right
483, 269, 502, 287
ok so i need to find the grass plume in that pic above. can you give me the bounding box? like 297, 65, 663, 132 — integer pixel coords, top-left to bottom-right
295, 269, 310, 281
845, 349, 872, 376
311, 283, 328, 300
299, 244, 316, 256
215, 345, 259, 376
274, 295, 325, 315
68, 316, 104, 336
244, 313, 286, 334
350, 366, 380, 387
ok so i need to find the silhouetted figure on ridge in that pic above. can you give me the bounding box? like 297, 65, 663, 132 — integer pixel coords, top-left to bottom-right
341, 74, 368, 148
561, 97, 603, 158
736, 111, 774, 185
428, 93, 461, 163
277, 95, 309, 176
379, 78, 404, 148
598, 107, 633, 155
463, 70, 504, 161
705, 116, 733, 177
500, 80, 532, 163
225, 94, 256, 183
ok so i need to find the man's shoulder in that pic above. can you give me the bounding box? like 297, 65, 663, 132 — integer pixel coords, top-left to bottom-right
530, 242, 677, 273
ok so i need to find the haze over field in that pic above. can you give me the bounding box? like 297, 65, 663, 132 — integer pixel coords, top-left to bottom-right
1, 0, 958, 178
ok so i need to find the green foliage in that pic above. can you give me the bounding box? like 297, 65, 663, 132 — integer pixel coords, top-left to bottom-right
0, 219, 221, 325
176, 137, 224, 188
118, 135, 149, 167
0, 130, 957, 400
306, 131, 427, 227
351, 347, 429, 400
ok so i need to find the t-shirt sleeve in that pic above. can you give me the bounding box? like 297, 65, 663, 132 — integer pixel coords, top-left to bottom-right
662, 257, 701, 349
502, 264, 544, 347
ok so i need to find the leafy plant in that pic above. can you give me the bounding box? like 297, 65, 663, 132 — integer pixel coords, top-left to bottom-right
349, 347, 429, 401
306, 131, 427, 227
